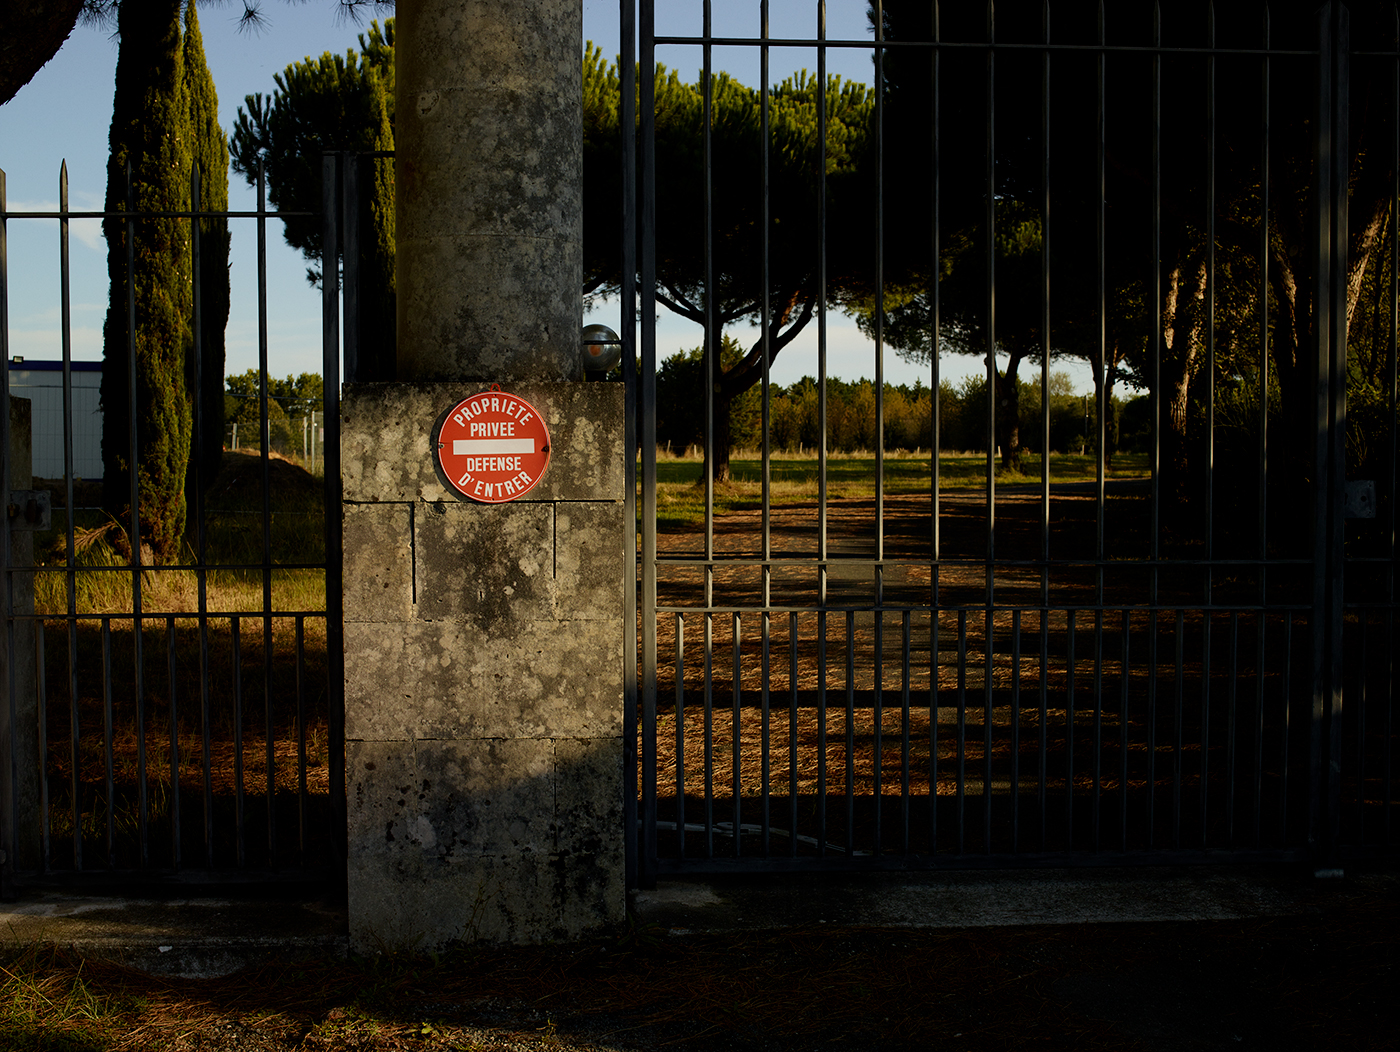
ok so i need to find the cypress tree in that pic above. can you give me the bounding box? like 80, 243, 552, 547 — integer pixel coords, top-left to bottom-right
357, 65, 395, 378
100, 0, 192, 565
183, 0, 231, 489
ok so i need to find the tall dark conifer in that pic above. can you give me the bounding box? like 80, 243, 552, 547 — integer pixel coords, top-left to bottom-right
183, 0, 231, 489
100, 0, 192, 565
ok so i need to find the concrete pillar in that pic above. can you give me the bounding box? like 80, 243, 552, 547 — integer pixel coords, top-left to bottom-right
343, 0, 622, 949
394, 0, 583, 382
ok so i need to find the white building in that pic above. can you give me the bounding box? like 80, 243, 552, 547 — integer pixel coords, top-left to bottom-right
6, 358, 103, 481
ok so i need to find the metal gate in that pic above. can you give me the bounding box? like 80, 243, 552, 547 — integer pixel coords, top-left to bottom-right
628, 1, 1400, 882
0, 155, 368, 892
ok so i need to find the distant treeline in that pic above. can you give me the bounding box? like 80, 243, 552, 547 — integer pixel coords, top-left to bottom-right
656, 344, 1142, 456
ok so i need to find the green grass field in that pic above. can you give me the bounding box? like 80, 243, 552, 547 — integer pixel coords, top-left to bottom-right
650, 449, 1149, 529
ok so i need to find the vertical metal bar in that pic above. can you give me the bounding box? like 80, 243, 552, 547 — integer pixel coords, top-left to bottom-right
1205, 2, 1217, 609
1385, 611, 1394, 847
931, 1, 942, 580
1324, 1, 1350, 870
1151, 2, 1162, 612
1202, 613, 1212, 847
702, 0, 714, 566
1120, 609, 1130, 851
875, 0, 886, 570
38, 625, 49, 872
1147, 609, 1158, 847
1254, 611, 1267, 846
33, 628, 51, 871
675, 613, 685, 859
0, 166, 12, 891
703, 611, 714, 856
983, 608, 993, 854
256, 163, 276, 865
1066, 610, 1076, 847
232, 617, 244, 866
731, 612, 741, 858
1309, 0, 1337, 862
640, 0, 659, 887
930, 611, 940, 853
1388, 8, 1399, 854
1040, 1, 1051, 606
1092, 609, 1103, 851
1258, 9, 1271, 611
620, 0, 639, 891
985, 1, 997, 609
1038, 609, 1048, 851
1095, 0, 1107, 608
788, 610, 799, 857
817, 0, 829, 576
296, 616, 308, 858
1173, 610, 1183, 849
761, 609, 771, 854
1280, 614, 1292, 843
873, 608, 884, 855
320, 153, 345, 875
190, 166, 214, 871
956, 609, 967, 854
1012, 609, 1021, 852
67, 619, 80, 869
760, 0, 772, 580
845, 610, 855, 856
166, 616, 180, 869
817, 610, 828, 856
102, 619, 114, 867
58, 162, 81, 873
0, 167, 11, 891
1349, 613, 1360, 846
1227, 612, 1239, 845
125, 162, 149, 870
901, 610, 911, 854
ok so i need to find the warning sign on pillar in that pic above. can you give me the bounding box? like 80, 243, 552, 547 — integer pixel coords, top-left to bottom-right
433, 389, 551, 503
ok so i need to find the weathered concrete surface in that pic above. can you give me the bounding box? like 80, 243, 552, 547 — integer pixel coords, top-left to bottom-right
343, 382, 625, 950
343, 619, 623, 741
342, 503, 416, 622
342, 382, 623, 504
395, 0, 582, 382
346, 737, 624, 945
2, 396, 39, 873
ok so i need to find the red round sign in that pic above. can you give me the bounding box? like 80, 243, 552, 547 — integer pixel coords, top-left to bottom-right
434, 390, 551, 503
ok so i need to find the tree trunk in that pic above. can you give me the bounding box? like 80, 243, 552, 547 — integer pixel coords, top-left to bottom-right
993, 349, 1026, 472
1157, 254, 1208, 510
707, 394, 733, 483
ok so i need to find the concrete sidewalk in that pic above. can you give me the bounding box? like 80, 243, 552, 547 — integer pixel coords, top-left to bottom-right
2, 863, 1388, 978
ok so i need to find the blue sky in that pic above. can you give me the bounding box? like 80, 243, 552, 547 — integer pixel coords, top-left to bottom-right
0, 1, 1085, 394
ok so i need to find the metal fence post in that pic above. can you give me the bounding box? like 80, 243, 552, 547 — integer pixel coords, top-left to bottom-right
1311, 1, 1350, 871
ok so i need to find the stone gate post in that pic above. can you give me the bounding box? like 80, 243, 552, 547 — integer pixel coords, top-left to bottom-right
342, 0, 625, 948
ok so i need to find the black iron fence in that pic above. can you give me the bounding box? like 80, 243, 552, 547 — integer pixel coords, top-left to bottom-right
628, 1, 1399, 882
0, 155, 360, 891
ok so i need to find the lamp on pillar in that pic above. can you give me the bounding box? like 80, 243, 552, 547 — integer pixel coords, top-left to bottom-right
581, 324, 622, 381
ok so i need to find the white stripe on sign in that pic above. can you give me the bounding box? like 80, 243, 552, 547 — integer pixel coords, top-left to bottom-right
453, 439, 536, 455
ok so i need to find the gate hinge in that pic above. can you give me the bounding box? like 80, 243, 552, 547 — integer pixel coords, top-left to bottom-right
1344, 480, 1376, 519
6, 490, 51, 531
